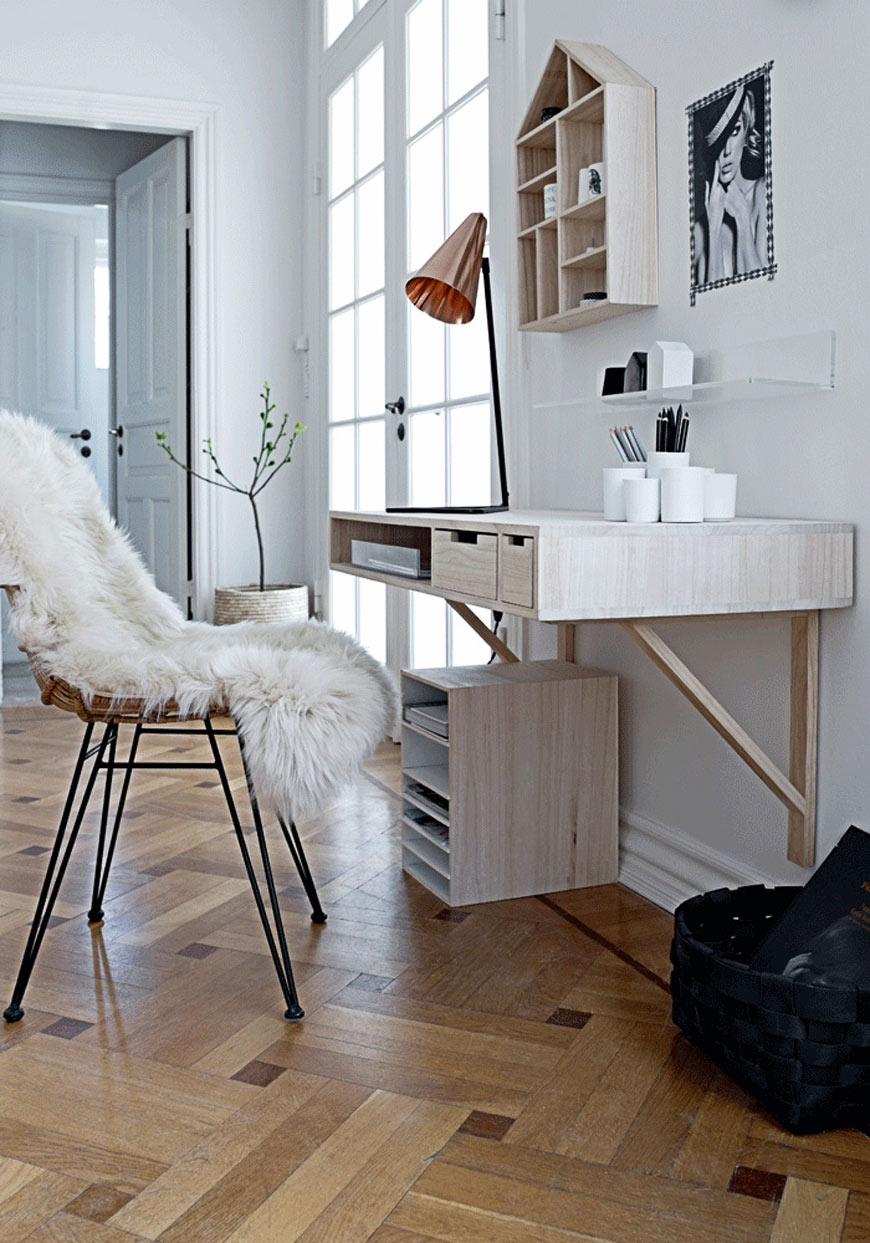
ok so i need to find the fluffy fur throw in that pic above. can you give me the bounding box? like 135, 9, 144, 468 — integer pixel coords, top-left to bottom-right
0, 411, 397, 818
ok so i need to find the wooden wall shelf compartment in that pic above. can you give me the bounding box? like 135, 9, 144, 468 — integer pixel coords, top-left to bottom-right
516, 42, 658, 332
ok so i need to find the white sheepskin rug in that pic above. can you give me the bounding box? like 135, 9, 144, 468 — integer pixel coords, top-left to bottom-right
0, 411, 398, 819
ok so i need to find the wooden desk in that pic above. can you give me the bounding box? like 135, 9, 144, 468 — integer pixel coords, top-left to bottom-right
330, 509, 854, 866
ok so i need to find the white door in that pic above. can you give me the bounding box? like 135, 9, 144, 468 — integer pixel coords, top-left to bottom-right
0, 201, 105, 667
320, 0, 493, 670
114, 137, 188, 607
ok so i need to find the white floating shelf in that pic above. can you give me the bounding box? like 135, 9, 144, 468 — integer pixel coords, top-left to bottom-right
533, 331, 836, 413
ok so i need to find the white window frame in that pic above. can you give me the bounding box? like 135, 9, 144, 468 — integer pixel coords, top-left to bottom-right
304, 0, 521, 656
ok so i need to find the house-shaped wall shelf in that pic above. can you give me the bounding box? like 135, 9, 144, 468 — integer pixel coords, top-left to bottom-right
517, 42, 658, 332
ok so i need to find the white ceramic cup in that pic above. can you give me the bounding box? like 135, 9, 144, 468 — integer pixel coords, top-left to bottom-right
543, 182, 558, 219
704, 472, 738, 521
623, 476, 660, 523
577, 167, 589, 203
646, 449, 690, 479
603, 464, 646, 521
661, 466, 706, 522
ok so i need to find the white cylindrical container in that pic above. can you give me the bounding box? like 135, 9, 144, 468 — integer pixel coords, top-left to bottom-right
661, 466, 706, 522
602, 464, 646, 521
543, 182, 558, 219
646, 449, 690, 479
623, 476, 660, 523
704, 472, 738, 521
577, 167, 589, 203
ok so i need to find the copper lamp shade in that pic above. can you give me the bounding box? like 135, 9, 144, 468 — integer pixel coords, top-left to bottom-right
405, 212, 487, 324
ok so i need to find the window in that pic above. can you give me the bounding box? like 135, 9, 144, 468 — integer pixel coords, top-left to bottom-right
321, 0, 493, 670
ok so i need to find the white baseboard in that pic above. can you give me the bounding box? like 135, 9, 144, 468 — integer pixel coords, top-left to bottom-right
618, 807, 780, 913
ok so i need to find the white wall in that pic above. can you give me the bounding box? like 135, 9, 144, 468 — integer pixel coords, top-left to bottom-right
508, 0, 870, 891
1, 0, 310, 595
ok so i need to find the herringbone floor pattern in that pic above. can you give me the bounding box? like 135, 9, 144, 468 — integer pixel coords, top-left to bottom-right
0, 703, 865, 1240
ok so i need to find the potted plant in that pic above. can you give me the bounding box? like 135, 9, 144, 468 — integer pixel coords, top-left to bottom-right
156, 383, 308, 625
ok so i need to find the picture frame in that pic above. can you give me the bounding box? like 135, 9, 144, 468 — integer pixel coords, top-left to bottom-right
687, 62, 776, 305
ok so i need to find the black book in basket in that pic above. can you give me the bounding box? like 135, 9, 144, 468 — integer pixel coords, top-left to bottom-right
750, 825, 870, 988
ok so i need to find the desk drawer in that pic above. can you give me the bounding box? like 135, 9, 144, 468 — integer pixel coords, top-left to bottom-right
432, 529, 497, 599
500, 534, 536, 608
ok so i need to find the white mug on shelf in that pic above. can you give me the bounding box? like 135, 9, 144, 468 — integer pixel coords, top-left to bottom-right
623, 476, 660, 523
704, 472, 738, 521
646, 449, 690, 479
661, 466, 706, 523
579, 161, 605, 200
603, 464, 646, 521
543, 182, 558, 219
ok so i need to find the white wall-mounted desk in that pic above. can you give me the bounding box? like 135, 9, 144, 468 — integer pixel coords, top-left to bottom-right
330, 509, 854, 868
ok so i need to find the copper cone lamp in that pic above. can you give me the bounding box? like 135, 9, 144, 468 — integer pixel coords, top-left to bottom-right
387, 212, 509, 514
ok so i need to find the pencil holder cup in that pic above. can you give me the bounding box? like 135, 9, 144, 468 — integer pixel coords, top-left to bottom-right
602, 465, 646, 521
623, 476, 660, 523
661, 466, 706, 523
646, 450, 690, 480
704, 472, 738, 521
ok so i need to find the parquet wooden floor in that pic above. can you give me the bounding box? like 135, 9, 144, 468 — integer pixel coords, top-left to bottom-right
0, 703, 866, 1241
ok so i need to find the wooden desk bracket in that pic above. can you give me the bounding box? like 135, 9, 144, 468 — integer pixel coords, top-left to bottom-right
447, 600, 520, 663
619, 613, 818, 867
557, 612, 819, 867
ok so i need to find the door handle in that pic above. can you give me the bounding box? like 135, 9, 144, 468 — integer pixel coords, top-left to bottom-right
385, 396, 405, 415
108, 426, 124, 437
69, 428, 91, 441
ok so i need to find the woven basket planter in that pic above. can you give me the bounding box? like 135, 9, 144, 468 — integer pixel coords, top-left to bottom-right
214, 584, 308, 626
672, 884, 870, 1134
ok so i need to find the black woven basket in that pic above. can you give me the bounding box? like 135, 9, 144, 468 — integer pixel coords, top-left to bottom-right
672, 884, 870, 1134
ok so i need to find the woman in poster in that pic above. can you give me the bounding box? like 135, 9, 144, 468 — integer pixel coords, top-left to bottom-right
692, 81, 766, 285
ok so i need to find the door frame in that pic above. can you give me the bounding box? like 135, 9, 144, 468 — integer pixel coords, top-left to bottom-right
0, 81, 219, 621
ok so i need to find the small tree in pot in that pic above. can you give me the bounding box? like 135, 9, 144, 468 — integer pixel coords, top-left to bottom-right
156, 383, 307, 624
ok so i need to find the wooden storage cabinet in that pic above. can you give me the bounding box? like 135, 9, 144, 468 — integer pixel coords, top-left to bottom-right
516, 41, 657, 333
401, 661, 618, 906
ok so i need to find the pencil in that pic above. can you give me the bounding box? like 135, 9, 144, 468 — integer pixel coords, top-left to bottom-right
610, 428, 629, 462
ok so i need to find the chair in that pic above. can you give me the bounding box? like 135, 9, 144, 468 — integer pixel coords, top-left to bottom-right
0, 412, 396, 1023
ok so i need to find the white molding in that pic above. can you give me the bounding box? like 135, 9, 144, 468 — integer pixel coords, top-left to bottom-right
618, 806, 781, 913
0, 172, 115, 202
0, 82, 220, 620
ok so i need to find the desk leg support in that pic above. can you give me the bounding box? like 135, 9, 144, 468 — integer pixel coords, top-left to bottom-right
622, 619, 814, 865
557, 623, 576, 664
447, 600, 520, 663
788, 611, 819, 867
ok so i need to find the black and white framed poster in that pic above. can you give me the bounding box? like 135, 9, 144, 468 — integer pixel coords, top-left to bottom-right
688, 62, 776, 304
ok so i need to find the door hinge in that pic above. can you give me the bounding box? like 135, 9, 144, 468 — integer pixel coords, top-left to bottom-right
494, 0, 505, 40
183, 212, 193, 231
312, 165, 323, 196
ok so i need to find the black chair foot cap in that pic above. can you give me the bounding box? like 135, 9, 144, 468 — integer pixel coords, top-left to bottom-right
87, 909, 104, 924
284, 1005, 304, 1021
311, 911, 328, 924
3, 1006, 24, 1024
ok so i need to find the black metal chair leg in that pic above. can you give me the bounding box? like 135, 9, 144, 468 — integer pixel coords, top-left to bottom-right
203, 717, 305, 1020
276, 814, 327, 924
4, 722, 114, 1023
89, 724, 141, 922
88, 723, 118, 922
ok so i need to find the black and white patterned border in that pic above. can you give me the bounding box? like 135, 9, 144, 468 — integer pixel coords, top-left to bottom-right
687, 61, 776, 306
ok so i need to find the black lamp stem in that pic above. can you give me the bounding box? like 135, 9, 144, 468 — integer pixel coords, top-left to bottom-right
481, 256, 510, 510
